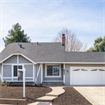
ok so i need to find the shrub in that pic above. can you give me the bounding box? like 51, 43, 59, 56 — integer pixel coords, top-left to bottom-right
1, 83, 5, 86
0, 80, 13, 86
0, 83, 2, 86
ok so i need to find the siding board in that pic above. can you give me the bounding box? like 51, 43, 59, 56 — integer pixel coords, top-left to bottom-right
3, 65, 12, 77
24, 65, 33, 77
3, 55, 17, 63
19, 55, 31, 63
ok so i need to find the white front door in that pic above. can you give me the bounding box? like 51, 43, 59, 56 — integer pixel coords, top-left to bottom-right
70, 67, 105, 85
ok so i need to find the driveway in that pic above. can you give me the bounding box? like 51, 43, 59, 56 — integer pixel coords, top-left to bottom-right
74, 86, 105, 105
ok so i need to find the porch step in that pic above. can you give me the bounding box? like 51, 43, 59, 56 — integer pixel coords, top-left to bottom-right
42, 82, 64, 86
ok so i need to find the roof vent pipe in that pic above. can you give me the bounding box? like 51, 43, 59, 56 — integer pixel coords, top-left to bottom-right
37, 42, 41, 46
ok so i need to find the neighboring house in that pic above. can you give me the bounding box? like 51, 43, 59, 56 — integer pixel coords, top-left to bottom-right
0, 34, 105, 86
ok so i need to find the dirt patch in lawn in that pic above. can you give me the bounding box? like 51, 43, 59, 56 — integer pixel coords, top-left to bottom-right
52, 87, 92, 105
0, 86, 52, 104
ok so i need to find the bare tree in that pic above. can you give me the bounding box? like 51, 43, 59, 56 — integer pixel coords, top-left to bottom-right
53, 28, 87, 52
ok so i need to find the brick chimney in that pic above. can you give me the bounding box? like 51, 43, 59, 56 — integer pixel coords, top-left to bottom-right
62, 34, 65, 46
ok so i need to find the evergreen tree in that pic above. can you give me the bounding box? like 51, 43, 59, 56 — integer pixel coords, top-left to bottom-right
3, 23, 31, 47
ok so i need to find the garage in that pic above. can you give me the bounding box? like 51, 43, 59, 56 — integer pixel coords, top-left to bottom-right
70, 67, 105, 85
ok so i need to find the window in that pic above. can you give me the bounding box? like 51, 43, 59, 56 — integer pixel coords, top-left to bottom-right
73, 69, 80, 71
81, 69, 88, 71
13, 65, 22, 77
99, 69, 105, 71
46, 65, 61, 77
91, 69, 97, 71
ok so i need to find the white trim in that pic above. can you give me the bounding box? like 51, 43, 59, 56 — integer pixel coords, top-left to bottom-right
37, 62, 105, 64
17, 55, 19, 63
41, 63, 43, 83
45, 64, 61, 78
3, 77, 33, 79
3, 80, 34, 82
63, 63, 65, 84
12, 64, 24, 66
3, 77, 12, 79
3, 63, 33, 65
70, 66, 105, 69
0, 53, 36, 64
1, 63, 3, 82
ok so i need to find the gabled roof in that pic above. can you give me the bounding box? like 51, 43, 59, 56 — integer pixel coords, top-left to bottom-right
0, 42, 65, 63
0, 42, 105, 64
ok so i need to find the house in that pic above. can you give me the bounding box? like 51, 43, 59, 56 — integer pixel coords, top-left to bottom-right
0, 34, 105, 86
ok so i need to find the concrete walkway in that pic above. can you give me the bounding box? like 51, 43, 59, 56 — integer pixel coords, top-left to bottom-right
74, 86, 105, 105
28, 87, 65, 105
28, 102, 51, 105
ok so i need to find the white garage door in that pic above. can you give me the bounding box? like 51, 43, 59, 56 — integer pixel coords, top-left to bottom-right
70, 67, 105, 85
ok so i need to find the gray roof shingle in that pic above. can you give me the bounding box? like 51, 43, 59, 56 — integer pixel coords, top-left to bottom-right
0, 42, 105, 63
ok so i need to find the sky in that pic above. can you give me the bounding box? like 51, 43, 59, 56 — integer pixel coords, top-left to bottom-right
0, 0, 105, 52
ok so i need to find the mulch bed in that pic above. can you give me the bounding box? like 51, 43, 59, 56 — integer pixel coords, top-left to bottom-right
52, 87, 92, 105
0, 86, 52, 104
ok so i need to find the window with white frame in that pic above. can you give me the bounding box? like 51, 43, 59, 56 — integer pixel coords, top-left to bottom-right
46, 65, 60, 76
13, 65, 22, 77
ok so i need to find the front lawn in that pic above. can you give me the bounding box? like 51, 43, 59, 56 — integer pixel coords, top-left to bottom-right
52, 87, 92, 105
0, 86, 52, 104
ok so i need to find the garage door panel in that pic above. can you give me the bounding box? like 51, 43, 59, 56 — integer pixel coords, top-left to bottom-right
72, 72, 89, 85
70, 67, 105, 85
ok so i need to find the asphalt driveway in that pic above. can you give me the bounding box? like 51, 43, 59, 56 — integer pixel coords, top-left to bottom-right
74, 86, 105, 105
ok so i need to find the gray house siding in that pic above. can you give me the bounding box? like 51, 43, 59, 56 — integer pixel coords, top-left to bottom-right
0, 65, 1, 82
25, 65, 33, 77
65, 64, 105, 86
2, 55, 34, 82
65, 64, 70, 85
19, 55, 31, 63
24, 65, 33, 81
3, 65, 12, 77
4, 55, 17, 63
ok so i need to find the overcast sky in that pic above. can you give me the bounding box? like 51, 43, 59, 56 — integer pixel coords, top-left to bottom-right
0, 0, 105, 52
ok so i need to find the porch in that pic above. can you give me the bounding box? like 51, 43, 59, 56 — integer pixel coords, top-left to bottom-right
35, 63, 65, 85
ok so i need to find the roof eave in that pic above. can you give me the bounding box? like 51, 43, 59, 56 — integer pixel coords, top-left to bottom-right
0, 53, 37, 64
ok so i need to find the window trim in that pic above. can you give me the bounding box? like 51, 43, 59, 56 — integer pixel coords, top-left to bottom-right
12, 64, 24, 78
45, 64, 61, 78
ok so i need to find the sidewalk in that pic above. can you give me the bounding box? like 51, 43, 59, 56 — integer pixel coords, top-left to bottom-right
28, 87, 65, 105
